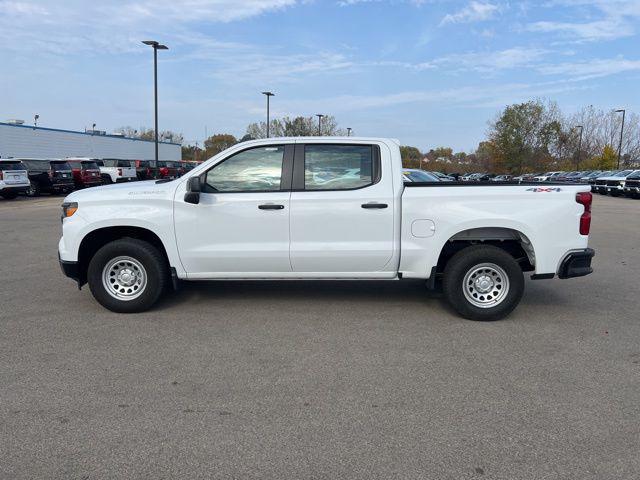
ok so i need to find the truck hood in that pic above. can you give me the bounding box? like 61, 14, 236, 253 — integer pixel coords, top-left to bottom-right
64, 179, 178, 203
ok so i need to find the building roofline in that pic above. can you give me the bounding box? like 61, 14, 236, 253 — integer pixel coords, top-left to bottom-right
0, 122, 182, 146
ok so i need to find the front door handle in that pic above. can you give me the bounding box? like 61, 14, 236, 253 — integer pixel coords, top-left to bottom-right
361, 203, 388, 209
258, 204, 285, 210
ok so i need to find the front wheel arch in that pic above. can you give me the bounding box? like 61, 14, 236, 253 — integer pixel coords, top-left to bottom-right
77, 226, 171, 287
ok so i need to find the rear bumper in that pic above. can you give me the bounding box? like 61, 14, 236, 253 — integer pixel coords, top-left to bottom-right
116, 177, 136, 183
558, 248, 595, 279
1, 184, 29, 193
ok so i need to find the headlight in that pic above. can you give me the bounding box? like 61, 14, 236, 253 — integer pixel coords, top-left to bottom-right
61, 202, 78, 220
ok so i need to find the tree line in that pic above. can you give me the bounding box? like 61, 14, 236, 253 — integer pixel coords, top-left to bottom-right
178, 100, 639, 173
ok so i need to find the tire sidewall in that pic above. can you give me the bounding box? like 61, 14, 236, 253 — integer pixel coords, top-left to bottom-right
87, 239, 166, 313
443, 245, 524, 321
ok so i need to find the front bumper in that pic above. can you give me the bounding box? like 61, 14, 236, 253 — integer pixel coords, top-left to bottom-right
558, 248, 595, 279
58, 252, 83, 289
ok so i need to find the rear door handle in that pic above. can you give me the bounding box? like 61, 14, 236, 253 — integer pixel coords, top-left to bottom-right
361, 203, 388, 209
258, 204, 285, 210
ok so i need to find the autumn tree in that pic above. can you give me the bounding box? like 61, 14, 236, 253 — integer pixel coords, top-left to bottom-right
400, 146, 423, 168
203, 134, 237, 158
488, 100, 563, 174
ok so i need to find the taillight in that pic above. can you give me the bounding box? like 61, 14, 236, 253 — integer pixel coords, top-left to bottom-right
117, 168, 123, 176
576, 191, 592, 235
0, 171, 3, 180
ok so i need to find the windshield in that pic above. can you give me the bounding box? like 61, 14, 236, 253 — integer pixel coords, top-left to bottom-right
615, 170, 633, 177
51, 162, 72, 171
0, 162, 26, 170
82, 161, 99, 170
404, 170, 439, 182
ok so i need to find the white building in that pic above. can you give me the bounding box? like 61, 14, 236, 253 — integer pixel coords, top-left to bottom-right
0, 121, 181, 160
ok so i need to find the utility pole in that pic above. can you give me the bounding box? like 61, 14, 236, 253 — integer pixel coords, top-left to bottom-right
347, 127, 352, 137
574, 125, 583, 170
34, 114, 39, 127
262, 92, 275, 138
142, 40, 168, 162
316, 114, 325, 136
615, 109, 626, 169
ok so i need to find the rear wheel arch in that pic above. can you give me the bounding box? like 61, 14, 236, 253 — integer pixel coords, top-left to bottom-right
435, 227, 536, 274
77, 226, 170, 286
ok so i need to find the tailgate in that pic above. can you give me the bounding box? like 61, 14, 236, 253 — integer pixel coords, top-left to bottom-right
1, 169, 28, 184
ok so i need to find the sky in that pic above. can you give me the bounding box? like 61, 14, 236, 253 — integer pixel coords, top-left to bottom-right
1, 0, 639, 152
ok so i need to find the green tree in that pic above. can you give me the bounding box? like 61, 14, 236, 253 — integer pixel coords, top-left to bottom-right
598, 145, 617, 170
400, 146, 422, 168
203, 134, 237, 158
489, 100, 562, 174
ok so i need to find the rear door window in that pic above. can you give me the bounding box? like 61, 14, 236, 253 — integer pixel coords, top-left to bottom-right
51, 162, 72, 171
303, 145, 376, 191
81, 161, 99, 170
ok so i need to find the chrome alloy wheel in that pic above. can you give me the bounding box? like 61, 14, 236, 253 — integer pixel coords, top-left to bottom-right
462, 262, 510, 309
102, 256, 147, 301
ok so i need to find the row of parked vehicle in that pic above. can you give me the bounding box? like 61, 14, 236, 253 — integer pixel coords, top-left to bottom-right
0, 158, 197, 199
518, 169, 640, 198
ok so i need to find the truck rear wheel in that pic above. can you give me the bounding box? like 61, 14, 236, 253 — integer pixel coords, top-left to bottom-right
87, 238, 168, 313
442, 245, 524, 321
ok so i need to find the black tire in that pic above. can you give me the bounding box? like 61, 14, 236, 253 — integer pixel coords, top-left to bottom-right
1, 191, 18, 199
26, 181, 41, 197
442, 245, 524, 321
87, 238, 169, 313
102, 175, 113, 185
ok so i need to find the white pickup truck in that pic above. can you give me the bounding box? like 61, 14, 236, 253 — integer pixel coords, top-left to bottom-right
58, 137, 594, 321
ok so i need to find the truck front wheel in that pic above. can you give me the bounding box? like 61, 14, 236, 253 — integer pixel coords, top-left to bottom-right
442, 245, 524, 321
87, 238, 169, 313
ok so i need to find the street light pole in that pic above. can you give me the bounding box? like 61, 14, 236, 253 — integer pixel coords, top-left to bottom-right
615, 109, 626, 169
347, 127, 352, 137
261, 92, 275, 138
574, 125, 583, 170
142, 40, 168, 162
316, 114, 324, 136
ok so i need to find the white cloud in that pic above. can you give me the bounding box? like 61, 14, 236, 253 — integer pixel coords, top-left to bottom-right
537, 57, 640, 80
440, 1, 499, 25
526, 0, 640, 41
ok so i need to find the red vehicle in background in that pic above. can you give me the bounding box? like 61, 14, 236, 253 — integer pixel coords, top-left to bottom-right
133, 160, 160, 181
157, 161, 179, 180
67, 159, 102, 189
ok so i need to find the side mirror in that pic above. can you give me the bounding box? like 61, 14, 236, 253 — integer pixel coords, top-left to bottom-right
184, 176, 201, 204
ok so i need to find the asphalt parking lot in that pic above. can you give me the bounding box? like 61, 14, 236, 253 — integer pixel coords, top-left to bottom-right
1, 194, 639, 479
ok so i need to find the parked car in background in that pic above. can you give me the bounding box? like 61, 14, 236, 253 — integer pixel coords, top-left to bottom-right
534, 171, 563, 182
623, 171, 640, 198
402, 169, 440, 182
513, 172, 542, 182
594, 170, 634, 195
93, 158, 137, 184
429, 171, 455, 181
0, 159, 30, 199
461, 173, 483, 181
67, 159, 102, 189
181, 161, 197, 175
157, 161, 179, 180
20, 158, 75, 196
589, 171, 614, 191
133, 160, 159, 181
491, 175, 513, 182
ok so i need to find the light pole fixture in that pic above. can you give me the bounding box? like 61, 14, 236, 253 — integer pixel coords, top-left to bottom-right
92, 123, 96, 134
34, 114, 39, 127
615, 109, 626, 169
316, 114, 325, 136
261, 91, 275, 138
347, 127, 352, 137
142, 40, 168, 162
574, 125, 583, 170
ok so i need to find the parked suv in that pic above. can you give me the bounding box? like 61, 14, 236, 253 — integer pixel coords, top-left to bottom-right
132, 160, 159, 181
157, 161, 179, 180
0, 159, 30, 199
20, 158, 75, 196
67, 159, 103, 189
92, 158, 137, 184
594, 170, 634, 195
